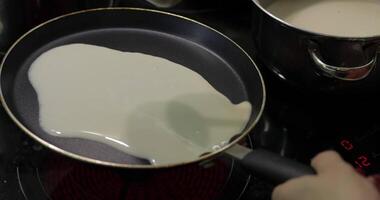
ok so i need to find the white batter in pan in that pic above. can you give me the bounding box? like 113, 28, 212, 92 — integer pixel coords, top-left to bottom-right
28, 43, 252, 165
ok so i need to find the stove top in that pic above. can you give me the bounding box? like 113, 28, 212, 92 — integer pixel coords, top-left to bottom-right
0, 105, 258, 200
1, 0, 380, 199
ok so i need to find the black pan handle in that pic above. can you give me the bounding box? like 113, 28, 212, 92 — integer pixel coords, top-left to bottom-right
226, 145, 316, 185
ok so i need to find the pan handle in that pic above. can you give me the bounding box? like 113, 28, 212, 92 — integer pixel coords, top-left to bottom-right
308, 42, 376, 81
226, 145, 316, 185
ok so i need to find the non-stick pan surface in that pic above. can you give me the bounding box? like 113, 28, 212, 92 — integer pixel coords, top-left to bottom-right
0, 8, 265, 168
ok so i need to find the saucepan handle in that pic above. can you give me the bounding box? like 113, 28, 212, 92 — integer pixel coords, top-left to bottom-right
308, 42, 376, 81
226, 145, 316, 185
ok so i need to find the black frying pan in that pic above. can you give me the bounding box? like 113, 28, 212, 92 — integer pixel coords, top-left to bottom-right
0, 8, 314, 184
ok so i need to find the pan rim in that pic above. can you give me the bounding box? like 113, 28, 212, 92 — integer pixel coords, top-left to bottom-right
0, 7, 266, 169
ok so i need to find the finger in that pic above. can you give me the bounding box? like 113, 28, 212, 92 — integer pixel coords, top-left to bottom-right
272, 176, 315, 200
368, 175, 380, 192
368, 176, 375, 184
311, 150, 350, 174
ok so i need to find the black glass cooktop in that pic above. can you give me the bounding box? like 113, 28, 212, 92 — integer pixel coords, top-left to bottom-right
1, 0, 379, 200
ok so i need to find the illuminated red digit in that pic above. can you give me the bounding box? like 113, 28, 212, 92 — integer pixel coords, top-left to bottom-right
340, 139, 354, 151
357, 155, 371, 167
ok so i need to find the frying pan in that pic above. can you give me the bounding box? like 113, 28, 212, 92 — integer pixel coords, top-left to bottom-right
0, 8, 314, 184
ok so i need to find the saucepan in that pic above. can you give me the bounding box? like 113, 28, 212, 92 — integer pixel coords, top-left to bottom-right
251, 0, 380, 94
0, 8, 314, 184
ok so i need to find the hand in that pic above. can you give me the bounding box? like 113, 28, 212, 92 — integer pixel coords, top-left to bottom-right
272, 150, 380, 200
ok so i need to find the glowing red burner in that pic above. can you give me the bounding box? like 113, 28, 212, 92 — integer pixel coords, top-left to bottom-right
40, 156, 230, 200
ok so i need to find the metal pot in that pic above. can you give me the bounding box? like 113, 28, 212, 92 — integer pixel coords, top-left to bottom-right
251, 0, 380, 94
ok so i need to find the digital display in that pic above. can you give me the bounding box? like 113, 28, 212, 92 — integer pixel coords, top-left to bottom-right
338, 138, 376, 175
